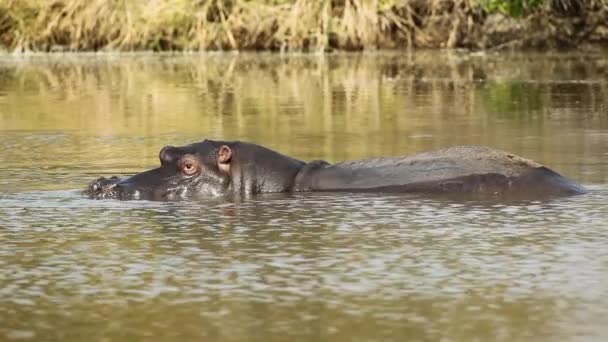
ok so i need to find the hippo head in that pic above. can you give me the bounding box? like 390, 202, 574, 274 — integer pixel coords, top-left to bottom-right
84, 140, 234, 201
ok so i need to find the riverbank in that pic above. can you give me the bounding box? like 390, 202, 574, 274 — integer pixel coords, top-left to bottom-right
1, 0, 607, 52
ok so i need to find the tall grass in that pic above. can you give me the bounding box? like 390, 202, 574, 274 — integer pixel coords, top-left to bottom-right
0, 0, 392, 52
0, 0, 607, 52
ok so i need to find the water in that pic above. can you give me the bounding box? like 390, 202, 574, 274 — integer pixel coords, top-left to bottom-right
0, 52, 607, 341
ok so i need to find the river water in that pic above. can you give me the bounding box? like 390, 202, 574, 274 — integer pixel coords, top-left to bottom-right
0, 52, 607, 341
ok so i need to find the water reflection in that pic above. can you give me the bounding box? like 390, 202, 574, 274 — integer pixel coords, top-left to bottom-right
0, 52, 607, 185
0, 52, 607, 341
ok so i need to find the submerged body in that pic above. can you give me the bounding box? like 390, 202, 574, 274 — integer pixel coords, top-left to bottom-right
85, 140, 586, 201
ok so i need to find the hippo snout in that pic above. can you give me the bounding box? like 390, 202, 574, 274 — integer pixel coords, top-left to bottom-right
84, 176, 123, 199
91, 176, 120, 191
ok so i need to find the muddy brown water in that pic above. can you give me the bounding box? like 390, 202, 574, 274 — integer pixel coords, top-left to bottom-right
0, 52, 607, 341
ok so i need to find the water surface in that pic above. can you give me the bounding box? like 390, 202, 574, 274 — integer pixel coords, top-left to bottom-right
0, 52, 607, 341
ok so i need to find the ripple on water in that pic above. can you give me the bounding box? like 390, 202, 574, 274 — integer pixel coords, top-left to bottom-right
1, 187, 608, 340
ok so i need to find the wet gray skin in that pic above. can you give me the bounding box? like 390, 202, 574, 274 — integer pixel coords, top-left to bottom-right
84, 139, 587, 201
85, 139, 306, 201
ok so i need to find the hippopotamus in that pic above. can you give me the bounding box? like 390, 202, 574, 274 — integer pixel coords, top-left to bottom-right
84, 139, 586, 201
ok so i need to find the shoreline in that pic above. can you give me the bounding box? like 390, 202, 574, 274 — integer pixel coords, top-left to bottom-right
1, 49, 607, 58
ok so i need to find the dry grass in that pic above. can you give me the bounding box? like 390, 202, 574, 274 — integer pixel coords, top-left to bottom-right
0, 0, 387, 52
0, 0, 607, 52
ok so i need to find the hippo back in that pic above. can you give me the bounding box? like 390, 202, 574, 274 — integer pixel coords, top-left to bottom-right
296, 146, 586, 197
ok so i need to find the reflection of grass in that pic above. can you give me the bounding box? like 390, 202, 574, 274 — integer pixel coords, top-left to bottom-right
0, 53, 482, 137
0, 53, 606, 136
0, 52, 606, 174
481, 82, 544, 119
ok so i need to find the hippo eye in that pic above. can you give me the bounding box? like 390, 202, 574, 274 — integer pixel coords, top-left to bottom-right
183, 163, 196, 175
179, 157, 200, 176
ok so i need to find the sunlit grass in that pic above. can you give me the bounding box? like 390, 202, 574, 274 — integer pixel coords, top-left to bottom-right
0, 0, 399, 52
2, 0, 605, 52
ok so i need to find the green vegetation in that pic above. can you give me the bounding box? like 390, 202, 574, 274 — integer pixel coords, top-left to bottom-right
0, 0, 606, 52
481, 83, 544, 119
481, 0, 545, 16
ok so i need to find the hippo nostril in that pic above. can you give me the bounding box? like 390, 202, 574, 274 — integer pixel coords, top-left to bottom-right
104, 183, 117, 191
89, 176, 122, 192
85, 176, 126, 199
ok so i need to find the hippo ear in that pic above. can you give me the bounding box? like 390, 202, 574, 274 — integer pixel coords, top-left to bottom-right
159, 146, 178, 165
217, 145, 232, 164
217, 145, 232, 174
